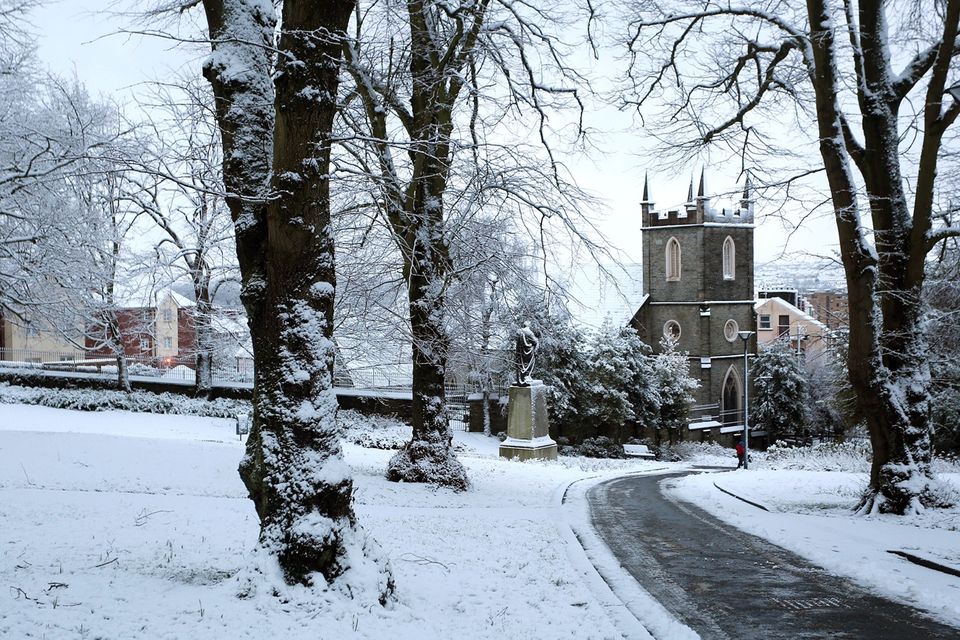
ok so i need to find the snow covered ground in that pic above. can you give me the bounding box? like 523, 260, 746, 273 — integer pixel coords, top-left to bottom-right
0, 403, 670, 640
4, 400, 959, 638
669, 470, 960, 628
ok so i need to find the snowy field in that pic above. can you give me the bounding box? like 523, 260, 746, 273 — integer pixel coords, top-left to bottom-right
670, 469, 960, 628
4, 401, 959, 639
0, 403, 669, 640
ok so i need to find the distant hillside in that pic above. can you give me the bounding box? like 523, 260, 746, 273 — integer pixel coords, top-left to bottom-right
755, 257, 845, 293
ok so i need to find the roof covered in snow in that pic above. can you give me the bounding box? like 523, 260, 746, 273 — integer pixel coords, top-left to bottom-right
566, 263, 646, 331
754, 296, 829, 333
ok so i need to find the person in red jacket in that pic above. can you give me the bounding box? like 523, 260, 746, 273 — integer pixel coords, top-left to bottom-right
735, 439, 746, 469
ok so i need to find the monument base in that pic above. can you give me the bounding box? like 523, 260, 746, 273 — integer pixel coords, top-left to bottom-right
499, 436, 558, 461
499, 382, 557, 461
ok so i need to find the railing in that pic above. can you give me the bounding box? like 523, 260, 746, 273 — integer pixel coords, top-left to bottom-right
0, 349, 244, 384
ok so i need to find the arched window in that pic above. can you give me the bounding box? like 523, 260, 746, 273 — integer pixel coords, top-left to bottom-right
722, 236, 735, 280
721, 366, 742, 426
665, 237, 681, 281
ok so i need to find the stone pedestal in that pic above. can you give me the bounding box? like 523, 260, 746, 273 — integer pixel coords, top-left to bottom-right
499, 381, 558, 460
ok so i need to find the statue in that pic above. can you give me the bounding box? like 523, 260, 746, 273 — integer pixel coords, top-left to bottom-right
501, 320, 556, 460
514, 321, 539, 386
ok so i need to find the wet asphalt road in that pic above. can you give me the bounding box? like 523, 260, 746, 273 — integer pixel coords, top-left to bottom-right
587, 472, 960, 640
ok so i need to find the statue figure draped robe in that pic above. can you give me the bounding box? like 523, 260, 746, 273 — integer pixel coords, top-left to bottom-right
514, 321, 538, 386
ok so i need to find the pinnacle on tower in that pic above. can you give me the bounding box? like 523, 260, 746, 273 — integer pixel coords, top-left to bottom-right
686, 174, 695, 203
741, 173, 753, 202
697, 167, 708, 200
640, 172, 656, 220
740, 172, 754, 215
641, 172, 653, 203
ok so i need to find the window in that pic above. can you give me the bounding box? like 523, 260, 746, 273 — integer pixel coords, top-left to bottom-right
724, 319, 739, 342
722, 236, 735, 280
25, 323, 40, 338
778, 314, 791, 338
721, 366, 742, 425
665, 237, 681, 281
663, 320, 681, 341
758, 315, 771, 330
140, 338, 152, 352
163, 309, 173, 322
163, 337, 173, 349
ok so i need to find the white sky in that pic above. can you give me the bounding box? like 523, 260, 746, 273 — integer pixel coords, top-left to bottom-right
31, 0, 841, 269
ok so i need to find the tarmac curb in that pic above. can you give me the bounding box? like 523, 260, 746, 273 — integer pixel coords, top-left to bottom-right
887, 550, 960, 579
712, 480, 770, 511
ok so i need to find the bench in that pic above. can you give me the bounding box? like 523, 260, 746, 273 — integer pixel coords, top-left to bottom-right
623, 444, 656, 459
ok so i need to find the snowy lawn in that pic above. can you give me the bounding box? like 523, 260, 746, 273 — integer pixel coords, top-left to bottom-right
669, 469, 960, 627
0, 403, 668, 639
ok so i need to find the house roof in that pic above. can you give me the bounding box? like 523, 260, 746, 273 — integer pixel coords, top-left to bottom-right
566, 262, 646, 330
159, 289, 196, 308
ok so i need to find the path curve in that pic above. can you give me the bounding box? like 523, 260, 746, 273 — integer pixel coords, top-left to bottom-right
587, 472, 959, 640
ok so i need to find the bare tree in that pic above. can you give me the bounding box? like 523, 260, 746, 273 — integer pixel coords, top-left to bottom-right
127, 77, 237, 393
623, 0, 960, 513
338, 0, 596, 488
0, 24, 119, 319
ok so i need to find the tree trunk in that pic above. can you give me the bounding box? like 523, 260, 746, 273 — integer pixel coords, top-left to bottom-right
806, 0, 940, 514
383, 3, 468, 488
386, 235, 468, 489
115, 352, 130, 392
482, 385, 492, 437
201, 0, 392, 596
194, 282, 213, 394
106, 314, 130, 392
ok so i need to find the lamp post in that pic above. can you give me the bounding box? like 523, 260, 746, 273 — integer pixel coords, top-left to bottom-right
737, 330, 755, 469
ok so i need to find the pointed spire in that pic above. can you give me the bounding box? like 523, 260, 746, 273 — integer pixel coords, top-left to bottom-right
640, 171, 655, 222
686, 174, 695, 203
739, 171, 754, 217
697, 167, 708, 200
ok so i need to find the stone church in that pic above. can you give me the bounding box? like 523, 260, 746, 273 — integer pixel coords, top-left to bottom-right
629, 171, 756, 436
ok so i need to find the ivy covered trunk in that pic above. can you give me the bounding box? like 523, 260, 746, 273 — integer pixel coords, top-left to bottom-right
381, 0, 470, 489
806, 0, 944, 514
201, 0, 392, 595
385, 216, 468, 488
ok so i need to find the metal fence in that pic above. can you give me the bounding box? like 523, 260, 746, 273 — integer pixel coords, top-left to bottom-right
0, 348, 247, 385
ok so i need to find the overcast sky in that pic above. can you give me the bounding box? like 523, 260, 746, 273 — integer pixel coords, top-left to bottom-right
31, 0, 842, 272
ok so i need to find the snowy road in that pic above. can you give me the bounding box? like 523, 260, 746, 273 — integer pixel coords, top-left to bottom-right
588, 472, 960, 640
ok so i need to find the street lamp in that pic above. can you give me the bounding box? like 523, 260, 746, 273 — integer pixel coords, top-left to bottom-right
737, 330, 756, 469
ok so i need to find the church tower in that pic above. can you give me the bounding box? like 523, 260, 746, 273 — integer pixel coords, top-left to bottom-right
632, 170, 756, 433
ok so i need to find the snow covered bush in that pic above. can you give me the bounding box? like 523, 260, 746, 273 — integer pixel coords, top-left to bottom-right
530, 314, 698, 444
931, 362, 960, 456
562, 436, 626, 459
336, 409, 466, 451
649, 337, 699, 444
0, 383, 248, 418
576, 322, 654, 442
524, 306, 591, 434
758, 440, 871, 473
127, 362, 163, 377
753, 339, 809, 441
